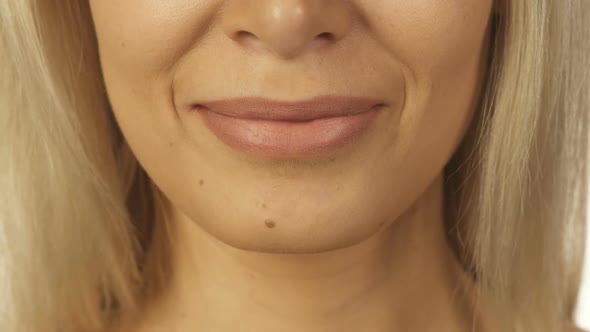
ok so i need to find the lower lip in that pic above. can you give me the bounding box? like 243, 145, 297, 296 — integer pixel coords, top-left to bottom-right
195, 107, 382, 159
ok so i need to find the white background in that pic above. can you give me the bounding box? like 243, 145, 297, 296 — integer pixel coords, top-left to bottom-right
574, 189, 590, 329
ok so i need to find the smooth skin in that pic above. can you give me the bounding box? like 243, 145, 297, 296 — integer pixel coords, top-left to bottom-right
88, 1, 507, 331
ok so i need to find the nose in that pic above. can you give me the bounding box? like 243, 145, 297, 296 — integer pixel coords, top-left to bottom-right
221, 0, 354, 59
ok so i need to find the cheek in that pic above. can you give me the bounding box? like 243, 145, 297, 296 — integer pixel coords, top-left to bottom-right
89, 0, 214, 123
89, 2, 208, 170
89, 1, 214, 71
359, 0, 492, 86
367, 1, 492, 155
360, 2, 491, 208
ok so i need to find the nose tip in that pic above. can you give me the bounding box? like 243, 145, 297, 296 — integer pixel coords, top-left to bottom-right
222, 0, 354, 59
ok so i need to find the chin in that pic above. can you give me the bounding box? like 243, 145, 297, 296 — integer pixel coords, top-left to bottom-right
180, 205, 387, 254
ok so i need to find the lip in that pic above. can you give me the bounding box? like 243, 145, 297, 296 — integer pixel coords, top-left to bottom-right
190, 96, 386, 159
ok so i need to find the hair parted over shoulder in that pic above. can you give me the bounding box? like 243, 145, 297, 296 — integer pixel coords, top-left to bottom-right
0, 1, 589, 331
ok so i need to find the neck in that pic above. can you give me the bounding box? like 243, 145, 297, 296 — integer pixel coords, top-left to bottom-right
130, 174, 482, 332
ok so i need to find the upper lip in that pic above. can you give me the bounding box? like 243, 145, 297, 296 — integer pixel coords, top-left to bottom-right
192, 96, 386, 121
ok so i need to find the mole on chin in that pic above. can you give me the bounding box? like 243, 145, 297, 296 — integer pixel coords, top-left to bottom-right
264, 219, 276, 228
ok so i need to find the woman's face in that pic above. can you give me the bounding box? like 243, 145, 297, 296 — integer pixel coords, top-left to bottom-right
89, 1, 493, 253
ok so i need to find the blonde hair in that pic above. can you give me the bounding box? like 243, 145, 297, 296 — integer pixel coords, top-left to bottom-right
1, 1, 588, 331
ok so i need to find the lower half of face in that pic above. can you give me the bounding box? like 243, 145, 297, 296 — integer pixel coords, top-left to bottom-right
89, 0, 493, 253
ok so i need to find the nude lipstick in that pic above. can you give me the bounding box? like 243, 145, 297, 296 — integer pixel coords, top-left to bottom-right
191, 96, 385, 159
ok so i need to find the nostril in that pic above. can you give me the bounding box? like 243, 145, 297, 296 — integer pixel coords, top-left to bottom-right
236, 30, 255, 39
233, 30, 269, 51
310, 32, 335, 48
234, 30, 259, 44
